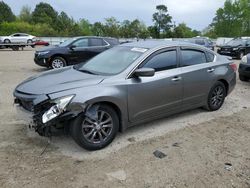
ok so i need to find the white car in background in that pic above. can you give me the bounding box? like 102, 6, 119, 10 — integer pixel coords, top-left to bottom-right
0, 33, 36, 44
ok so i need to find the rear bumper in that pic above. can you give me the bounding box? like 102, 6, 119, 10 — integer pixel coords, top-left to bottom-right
227, 72, 236, 95
238, 63, 250, 77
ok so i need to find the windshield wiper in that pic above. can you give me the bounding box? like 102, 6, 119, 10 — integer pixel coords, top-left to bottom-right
78, 69, 97, 75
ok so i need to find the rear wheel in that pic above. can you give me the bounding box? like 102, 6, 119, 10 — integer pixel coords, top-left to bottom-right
239, 75, 248, 82
4, 39, 10, 43
51, 56, 66, 69
205, 81, 227, 111
70, 105, 119, 150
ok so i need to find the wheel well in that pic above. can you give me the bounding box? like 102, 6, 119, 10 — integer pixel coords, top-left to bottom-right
93, 101, 123, 132
218, 79, 229, 95
50, 54, 68, 65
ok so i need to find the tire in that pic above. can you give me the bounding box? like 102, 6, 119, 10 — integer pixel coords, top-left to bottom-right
239, 75, 248, 82
70, 105, 119, 150
205, 81, 227, 111
27, 39, 32, 44
50, 56, 66, 69
4, 39, 11, 43
238, 51, 244, 60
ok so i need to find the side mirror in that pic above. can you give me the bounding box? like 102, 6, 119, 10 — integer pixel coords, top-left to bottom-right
70, 45, 76, 50
134, 68, 155, 77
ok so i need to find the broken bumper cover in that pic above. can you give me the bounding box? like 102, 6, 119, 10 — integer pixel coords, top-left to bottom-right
13, 91, 84, 137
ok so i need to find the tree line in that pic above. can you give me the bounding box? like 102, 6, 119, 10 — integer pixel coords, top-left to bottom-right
205, 0, 250, 38
0, 1, 202, 38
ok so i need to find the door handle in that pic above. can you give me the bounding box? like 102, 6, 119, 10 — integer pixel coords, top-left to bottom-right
207, 68, 215, 73
171, 76, 182, 81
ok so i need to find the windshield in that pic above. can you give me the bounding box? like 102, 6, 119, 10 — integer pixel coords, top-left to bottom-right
58, 38, 76, 47
75, 46, 146, 75
226, 39, 245, 46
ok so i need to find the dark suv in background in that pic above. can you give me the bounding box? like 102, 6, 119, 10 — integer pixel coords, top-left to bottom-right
217, 38, 250, 59
34, 36, 119, 69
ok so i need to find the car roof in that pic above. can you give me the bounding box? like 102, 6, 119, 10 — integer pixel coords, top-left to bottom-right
120, 40, 205, 50
73, 36, 117, 40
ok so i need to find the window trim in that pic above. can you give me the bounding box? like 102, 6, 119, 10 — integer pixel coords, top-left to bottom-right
139, 48, 178, 72
180, 47, 210, 67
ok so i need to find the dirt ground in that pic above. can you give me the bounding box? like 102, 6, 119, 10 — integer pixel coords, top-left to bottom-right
0, 47, 249, 188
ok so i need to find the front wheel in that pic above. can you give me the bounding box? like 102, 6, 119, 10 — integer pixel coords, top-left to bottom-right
205, 81, 227, 111
238, 51, 244, 59
51, 56, 66, 69
70, 105, 119, 150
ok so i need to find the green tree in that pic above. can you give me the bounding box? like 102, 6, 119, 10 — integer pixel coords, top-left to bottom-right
103, 17, 120, 37
0, 1, 15, 23
78, 19, 92, 36
92, 22, 105, 36
32, 2, 58, 28
19, 5, 32, 23
173, 23, 195, 38
152, 5, 172, 38
209, 0, 244, 37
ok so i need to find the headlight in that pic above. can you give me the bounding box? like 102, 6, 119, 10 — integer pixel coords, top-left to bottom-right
38, 51, 50, 56
42, 95, 75, 123
232, 48, 238, 51
241, 55, 247, 64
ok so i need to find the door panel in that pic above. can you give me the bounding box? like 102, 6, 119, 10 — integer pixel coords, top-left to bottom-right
180, 49, 215, 108
181, 64, 215, 107
68, 38, 90, 64
128, 68, 182, 122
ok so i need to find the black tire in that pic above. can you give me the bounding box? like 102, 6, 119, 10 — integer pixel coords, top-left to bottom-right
4, 39, 11, 43
239, 75, 248, 82
50, 56, 67, 69
205, 81, 227, 111
27, 39, 33, 44
70, 105, 119, 150
237, 51, 244, 60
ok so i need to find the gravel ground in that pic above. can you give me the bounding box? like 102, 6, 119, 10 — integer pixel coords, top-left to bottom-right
0, 48, 249, 188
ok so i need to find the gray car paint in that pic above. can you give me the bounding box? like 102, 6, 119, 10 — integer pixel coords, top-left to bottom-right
14, 40, 236, 132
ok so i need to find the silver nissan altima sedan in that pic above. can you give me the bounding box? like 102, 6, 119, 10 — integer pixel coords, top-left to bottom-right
14, 40, 236, 150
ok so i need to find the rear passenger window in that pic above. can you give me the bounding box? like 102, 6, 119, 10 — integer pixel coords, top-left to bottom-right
143, 50, 177, 72
181, 50, 207, 66
90, 38, 104, 46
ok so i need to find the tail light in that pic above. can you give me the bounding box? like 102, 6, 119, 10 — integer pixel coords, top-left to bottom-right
229, 63, 237, 72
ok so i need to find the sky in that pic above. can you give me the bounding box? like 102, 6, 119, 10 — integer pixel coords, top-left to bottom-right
3, 0, 226, 31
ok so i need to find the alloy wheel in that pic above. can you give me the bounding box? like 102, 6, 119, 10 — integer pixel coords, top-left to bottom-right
210, 85, 224, 108
82, 110, 113, 144
51, 59, 64, 69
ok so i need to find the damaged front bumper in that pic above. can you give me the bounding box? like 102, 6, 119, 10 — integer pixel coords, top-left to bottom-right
13, 91, 84, 137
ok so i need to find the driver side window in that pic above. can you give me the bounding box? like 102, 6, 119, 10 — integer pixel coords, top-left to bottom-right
142, 50, 177, 72
73, 39, 89, 47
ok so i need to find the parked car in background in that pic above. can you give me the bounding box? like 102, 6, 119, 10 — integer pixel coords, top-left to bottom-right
34, 40, 50, 46
14, 41, 236, 150
217, 38, 250, 59
0, 33, 36, 44
238, 54, 250, 81
34, 36, 119, 69
189, 37, 215, 51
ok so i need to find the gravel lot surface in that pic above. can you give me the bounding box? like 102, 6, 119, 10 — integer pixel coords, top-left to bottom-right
0, 48, 249, 188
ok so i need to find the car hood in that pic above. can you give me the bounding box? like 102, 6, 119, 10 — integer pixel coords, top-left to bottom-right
15, 67, 105, 95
